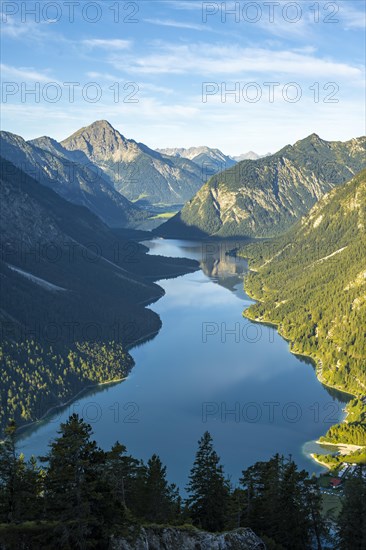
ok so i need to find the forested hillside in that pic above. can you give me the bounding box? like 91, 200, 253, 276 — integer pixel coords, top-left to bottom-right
0, 158, 198, 433
240, 169, 366, 460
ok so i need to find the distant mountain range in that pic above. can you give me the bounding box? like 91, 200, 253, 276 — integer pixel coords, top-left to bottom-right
156, 134, 366, 239
156, 147, 270, 167
0, 130, 146, 228
61, 121, 204, 207
0, 121, 209, 226
233, 151, 271, 162
156, 146, 237, 177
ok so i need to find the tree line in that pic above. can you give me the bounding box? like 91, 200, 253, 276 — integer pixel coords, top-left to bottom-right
0, 415, 365, 549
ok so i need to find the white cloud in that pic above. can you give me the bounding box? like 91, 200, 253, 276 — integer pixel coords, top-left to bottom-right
86, 71, 120, 81
0, 63, 56, 83
82, 39, 132, 50
0, 18, 30, 38
110, 42, 363, 79
163, 1, 204, 10
340, 4, 366, 30
140, 83, 174, 95
144, 18, 211, 31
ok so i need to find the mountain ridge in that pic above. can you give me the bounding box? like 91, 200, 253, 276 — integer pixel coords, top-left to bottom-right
0, 130, 146, 228
156, 133, 366, 239
61, 120, 205, 207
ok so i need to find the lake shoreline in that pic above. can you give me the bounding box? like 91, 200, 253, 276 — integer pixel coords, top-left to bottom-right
241, 264, 358, 468
13, 255, 198, 440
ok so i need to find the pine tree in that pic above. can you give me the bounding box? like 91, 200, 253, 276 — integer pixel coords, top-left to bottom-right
16, 454, 43, 522
0, 421, 23, 523
338, 466, 366, 550
240, 455, 282, 538
186, 431, 229, 531
104, 441, 140, 510
240, 454, 326, 549
143, 454, 178, 523
103, 440, 148, 528
277, 460, 312, 549
42, 414, 107, 548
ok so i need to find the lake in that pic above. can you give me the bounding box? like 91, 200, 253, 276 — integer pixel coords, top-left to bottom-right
17, 239, 349, 490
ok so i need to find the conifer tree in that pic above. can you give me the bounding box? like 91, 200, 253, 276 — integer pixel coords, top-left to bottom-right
42, 414, 107, 548
0, 421, 20, 523
186, 431, 229, 531
338, 467, 366, 550
141, 454, 175, 523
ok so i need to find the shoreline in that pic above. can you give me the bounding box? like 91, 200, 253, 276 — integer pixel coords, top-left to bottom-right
15, 375, 129, 439
241, 263, 359, 467
310, 454, 332, 470
315, 441, 364, 454
15, 325, 164, 440
12, 250, 198, 440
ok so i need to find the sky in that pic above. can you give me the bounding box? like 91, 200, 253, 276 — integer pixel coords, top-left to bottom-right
1, 0, 365, 155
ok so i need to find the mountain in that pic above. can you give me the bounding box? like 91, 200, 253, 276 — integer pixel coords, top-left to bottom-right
156, 134, 366, 239
241, 169, 366, 462
242, 167, 366, 396
156, 145, 237, 177
233, 151, 261, 161
232, 152, 271, 162
0, 131, 146, 228
61, 120, 204, 207
0, 156, 198, 432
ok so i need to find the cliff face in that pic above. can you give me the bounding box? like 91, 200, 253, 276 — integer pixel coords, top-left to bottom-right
112, 526, 265, 550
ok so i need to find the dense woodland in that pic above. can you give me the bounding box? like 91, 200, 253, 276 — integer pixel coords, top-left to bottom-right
1, 415, 365, 549
240, 169, 366, 463
0, 157, 198, 434
0, 340, 132, 431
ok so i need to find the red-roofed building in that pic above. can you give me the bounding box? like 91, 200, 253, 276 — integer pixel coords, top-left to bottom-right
330, 478, 342, 488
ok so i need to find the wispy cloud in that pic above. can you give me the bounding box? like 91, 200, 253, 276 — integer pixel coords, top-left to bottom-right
82, 39, 132, 50
144, 18, 210, 31
0, 18, 30, 38
163, 1, 204, 10
340, 4, 366, 30
110, 42, 363, 79
0, 63, 56, 83
86, 71, 121, 81
140, 83, 174, 95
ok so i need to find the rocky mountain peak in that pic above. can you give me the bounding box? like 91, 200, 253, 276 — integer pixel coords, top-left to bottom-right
61, 120, 135, 162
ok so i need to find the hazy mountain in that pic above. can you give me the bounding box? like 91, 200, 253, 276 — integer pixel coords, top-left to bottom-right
0, 131, 146, 227
0, 156, 198, 431
61, 120, 204, 207
233, 151, 261, 161
156, 134, 366, 239
156, 145, 237, 177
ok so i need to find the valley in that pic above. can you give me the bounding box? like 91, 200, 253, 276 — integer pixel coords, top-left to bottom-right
14, 239, 348, 481
1, 2, 365, 545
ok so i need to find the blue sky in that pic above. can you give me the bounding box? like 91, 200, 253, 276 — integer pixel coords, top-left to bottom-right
1, 0, 365, 154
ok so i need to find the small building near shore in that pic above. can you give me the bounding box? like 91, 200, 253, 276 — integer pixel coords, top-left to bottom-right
330, 478, 342, 489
